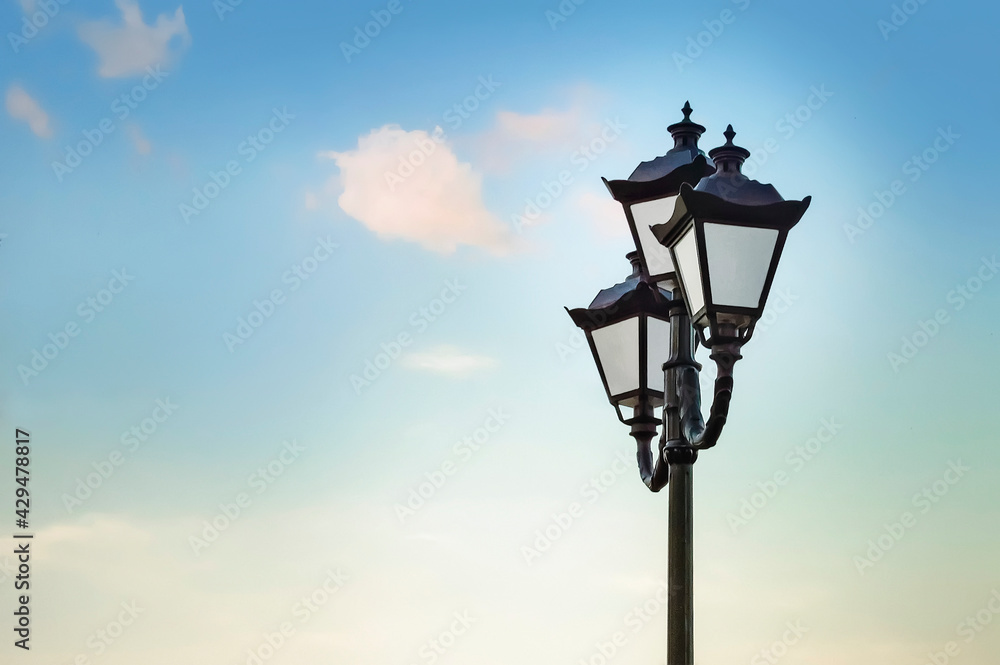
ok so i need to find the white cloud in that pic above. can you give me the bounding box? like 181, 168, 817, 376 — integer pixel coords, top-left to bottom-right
78, 0, 190, 78
575, 189, 629, 238
126, 123, 152, 154
493, 108, 582, 144
401, 345, 499, 375
475, 107, 587, 172
325, 125, 516, 255
5, 84, 52, 138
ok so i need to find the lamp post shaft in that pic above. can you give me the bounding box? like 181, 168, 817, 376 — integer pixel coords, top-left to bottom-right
662, 287, 699, 665
667, 454, 694, 665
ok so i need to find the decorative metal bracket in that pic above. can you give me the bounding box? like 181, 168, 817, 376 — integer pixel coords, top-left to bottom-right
633, 294, 744, 492
631, 404, 669, 492
677, 341, 741, 450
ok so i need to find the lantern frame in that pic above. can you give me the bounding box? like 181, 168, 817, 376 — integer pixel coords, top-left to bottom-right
601, 102, 715, 287
566, 259, 678, 425
650, 126, 811, 348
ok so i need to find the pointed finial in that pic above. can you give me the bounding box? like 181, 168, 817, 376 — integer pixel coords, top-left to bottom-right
665, 100, 707, 155
707, 124, 750, 174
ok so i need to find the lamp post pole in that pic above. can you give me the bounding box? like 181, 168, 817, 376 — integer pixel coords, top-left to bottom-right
662, 288, 700, 665
666, 446, 695, 665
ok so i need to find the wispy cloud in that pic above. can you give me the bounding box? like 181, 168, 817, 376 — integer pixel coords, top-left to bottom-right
322, 125, 516, 255
5, 84, 52, 138
78, 0, 190, 78
474, 107, 586, 172
574, 189, 628, 238
126, 123, 152, 154
401, 345, 499, 375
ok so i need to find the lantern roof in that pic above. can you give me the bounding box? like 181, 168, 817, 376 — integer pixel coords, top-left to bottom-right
602, 102, 715, 204
649, 183, 812, 249
566, 253, 675, 330
629, 102, 713, 182
693, 125, 785, 206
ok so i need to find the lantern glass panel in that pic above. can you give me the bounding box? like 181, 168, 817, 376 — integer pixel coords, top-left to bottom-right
674, 226, 705, 315
631, 196, 678, 277
591, 317, 639, 397
703, 222, 778, 308
645, 317, 670, 393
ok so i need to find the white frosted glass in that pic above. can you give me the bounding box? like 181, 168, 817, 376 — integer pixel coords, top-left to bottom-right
631, 196, 678, 277
591, 318, 639, 397
645, 317, 670, 392
674, 227, 705, 315
704, 223, 778, 308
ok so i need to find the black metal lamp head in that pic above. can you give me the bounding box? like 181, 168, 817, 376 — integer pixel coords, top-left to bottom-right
650, 125, 811, 349
566, 253, 676, 431
602, 102, 716, 290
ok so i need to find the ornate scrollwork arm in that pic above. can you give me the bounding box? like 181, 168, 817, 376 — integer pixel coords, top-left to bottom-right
676, 340, 742, 450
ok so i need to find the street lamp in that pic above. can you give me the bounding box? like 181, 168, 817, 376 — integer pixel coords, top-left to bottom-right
565, 254, 675, 490
566, 106, 811, 665
650, 124, 811, 349
602, 101, 715, 289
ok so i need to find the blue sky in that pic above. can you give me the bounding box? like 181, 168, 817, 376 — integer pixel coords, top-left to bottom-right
2, 0, 1000, 663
